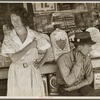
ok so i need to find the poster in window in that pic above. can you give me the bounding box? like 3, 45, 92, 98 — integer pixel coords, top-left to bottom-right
57, 3, 87, 11
33, 3, 56, 12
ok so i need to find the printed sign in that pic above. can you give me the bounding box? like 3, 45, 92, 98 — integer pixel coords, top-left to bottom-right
94, 72, 100, 89
33, 3, 56, 12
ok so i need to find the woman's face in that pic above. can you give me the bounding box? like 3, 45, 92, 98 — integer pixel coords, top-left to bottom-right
10, 13, 23, 30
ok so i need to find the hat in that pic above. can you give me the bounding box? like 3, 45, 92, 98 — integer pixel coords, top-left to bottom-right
71, 31, 96, 45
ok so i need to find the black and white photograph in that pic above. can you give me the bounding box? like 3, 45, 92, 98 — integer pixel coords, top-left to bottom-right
0, 1, 100, 99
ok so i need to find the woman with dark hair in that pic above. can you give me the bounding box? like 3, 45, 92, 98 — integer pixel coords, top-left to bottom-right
7, 6, 32, 29
1, 6, 51, 96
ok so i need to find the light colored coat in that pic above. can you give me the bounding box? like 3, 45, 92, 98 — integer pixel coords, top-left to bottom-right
56, 51, 93, 91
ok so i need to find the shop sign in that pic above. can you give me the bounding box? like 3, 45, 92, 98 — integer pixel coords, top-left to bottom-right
94, 72, 100, 89
33, 3, 56, 12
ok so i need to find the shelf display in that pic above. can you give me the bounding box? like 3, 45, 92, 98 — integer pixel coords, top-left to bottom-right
57, 3, 75, 11
33, 13, 53, 33
33, 3, 89, 34
52, 12, 76, 30
81, 12, 92, 27
34, 14, 47, 32
74, 13, 85, 27
57, 3, 87, 11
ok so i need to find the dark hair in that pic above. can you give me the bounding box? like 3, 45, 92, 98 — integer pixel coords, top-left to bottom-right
53, 24, 61, 30
6, 6, 33, 29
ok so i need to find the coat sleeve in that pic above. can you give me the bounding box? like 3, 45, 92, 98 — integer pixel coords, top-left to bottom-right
57, 52, 82, 86
76, 57, 93, 89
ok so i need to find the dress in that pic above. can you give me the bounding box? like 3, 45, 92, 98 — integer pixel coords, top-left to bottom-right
1, 27, 51, 97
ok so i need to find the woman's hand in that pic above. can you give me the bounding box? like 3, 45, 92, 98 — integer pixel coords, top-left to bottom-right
34, 62, 42, 68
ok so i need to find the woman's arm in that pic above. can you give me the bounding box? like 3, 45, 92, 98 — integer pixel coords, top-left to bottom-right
9, 40, 37, 62
37, 47, 51, 68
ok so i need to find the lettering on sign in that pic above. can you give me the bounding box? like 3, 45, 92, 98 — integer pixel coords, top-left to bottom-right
33, 3, 56, 12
